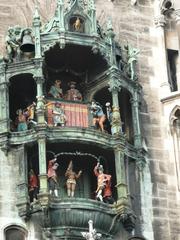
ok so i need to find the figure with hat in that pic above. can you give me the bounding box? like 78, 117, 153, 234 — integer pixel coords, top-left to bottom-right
65, 81, 82, 102
53, 102, 67, 127
93, 162, 113, 203
48, 80, 63, 99
16, 108, 29, 131
47, 158, 59, 197
90, 101, 106, 132
28, 169, 38, 204
65, 160, 82, 197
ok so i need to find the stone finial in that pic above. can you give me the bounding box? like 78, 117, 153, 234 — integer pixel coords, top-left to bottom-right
33, 6, 40, 21
81, 220, 102, 240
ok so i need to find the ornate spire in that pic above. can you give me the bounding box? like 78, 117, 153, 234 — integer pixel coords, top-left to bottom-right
33, 5, 40, 22
88, 0, 96, 11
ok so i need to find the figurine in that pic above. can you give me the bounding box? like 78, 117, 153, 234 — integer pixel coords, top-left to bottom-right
125, 44, 139, 80
65, 160, 82, 197
53, 102, 67, 127
48, 80, 63, 99
90, 101, 106, 132
73, 17, 81, 31
94, 162, 113, 203
105, 102, 112, 124
26, 102, 37, 126
5, 26, 21, 62
65, 81, 82, 101
47, 158, 59, 197
28, 169, 38, 204
102, 174, 114, 204
16, 108, 28, 131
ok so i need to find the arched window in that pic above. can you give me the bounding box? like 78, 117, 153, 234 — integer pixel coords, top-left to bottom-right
4, 225, 27, 240
170, 106, 180, 190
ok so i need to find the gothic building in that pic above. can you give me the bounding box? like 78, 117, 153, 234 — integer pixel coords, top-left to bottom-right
0, 0, 179, 240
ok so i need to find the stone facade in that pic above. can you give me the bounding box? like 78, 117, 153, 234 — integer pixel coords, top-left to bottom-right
0, 0, 180, 240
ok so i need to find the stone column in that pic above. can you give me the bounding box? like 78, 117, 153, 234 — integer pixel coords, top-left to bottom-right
108, 67, 122, 135
16, 145, 30, 217
33, 7, 41, 59
130, 90, 142, 148
38, 135, 47, 193
34, 58, 46, 125
114, 147, 128, 202
58, 0, 65, 32
175, 9, 180, 90
0, 62, 9, 133
154, 14, 170, 97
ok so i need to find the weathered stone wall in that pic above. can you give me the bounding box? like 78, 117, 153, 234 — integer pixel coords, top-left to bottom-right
0, 0, 179, 240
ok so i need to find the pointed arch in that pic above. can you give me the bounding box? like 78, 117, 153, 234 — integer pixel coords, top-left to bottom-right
169, 104, 180, 191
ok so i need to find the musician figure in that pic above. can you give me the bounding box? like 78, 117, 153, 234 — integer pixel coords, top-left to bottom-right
53, 102, 67, 127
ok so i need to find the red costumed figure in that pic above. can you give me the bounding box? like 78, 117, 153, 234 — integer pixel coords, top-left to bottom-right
94, 162, 113, 203
29, 169, 38, 203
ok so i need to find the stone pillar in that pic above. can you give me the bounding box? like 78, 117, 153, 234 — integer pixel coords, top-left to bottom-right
16, 145, 30, 218
34, 59, 46, 125
33, 7, 41, 59
0, 62, 9, 133
154, 14, 170, 97
58, 0, 65, 32
130, 90, 142, 148
108, 67, 122, 135
38, 135, 48, 193
175, 9, 180, 90
88, 0, 97, 35
114, 147, 128, 202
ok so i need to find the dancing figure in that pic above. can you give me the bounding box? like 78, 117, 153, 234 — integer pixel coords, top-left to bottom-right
94, 162, 113, 203
47, 158, 59, 197
65, 160, 82, 197
90, 101, 106, 132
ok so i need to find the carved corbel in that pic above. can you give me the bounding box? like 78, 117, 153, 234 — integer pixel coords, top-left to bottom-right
154, 14, 166, 27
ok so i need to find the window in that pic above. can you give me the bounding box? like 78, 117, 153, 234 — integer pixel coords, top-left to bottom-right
4, 225, 27, 240
167, 49, 178, 92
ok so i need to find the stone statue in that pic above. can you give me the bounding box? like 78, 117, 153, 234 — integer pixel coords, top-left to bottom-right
73, 17, 82, 31
90, 101, 106, 132
53, 102, 67, 127
47, 158, 59, 197
28, 169, 38, 204
105, 102, 112, 124
93, 162, 113, 203
48, 80, 63, 99
65, 160, 82, 197
65, 81, 82, 101
5, 26, 22, 62
125, 44, 139, 80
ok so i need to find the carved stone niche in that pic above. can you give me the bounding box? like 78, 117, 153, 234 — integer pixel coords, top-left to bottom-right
160, 0, 174, 15
69, 15, 85, 33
